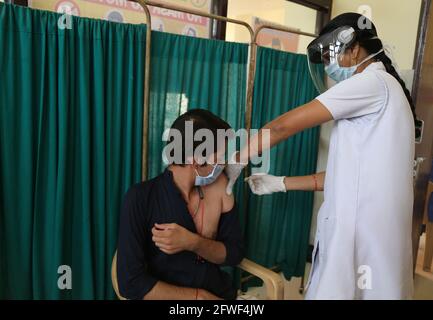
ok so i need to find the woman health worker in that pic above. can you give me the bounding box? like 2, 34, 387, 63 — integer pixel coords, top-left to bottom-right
225, 13, 416, 299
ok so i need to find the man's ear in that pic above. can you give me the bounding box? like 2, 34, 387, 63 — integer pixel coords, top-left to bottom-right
185, 155, 197, 167
194, 155, 208, 166
186, 157, 201, 170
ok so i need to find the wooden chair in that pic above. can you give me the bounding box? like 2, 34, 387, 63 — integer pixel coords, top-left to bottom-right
111, 251, 284, 300
423, 181, 433, 271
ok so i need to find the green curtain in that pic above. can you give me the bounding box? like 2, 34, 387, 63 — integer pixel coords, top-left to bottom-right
147, 31, 248, 178
0, 4, 320, 299
244, 47, 320, 281
0, 4, 145, 299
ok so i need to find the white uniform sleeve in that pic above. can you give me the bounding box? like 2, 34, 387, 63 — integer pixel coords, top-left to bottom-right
316, 71, 387, 120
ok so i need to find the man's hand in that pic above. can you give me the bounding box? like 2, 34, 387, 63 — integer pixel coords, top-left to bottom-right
152, 223, 198, 255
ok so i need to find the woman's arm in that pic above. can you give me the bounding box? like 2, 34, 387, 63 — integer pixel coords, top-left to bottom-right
226, 100, 332, 195
284, 172, 325, 192
239, 100, 333, 163
246, 172, 326, 195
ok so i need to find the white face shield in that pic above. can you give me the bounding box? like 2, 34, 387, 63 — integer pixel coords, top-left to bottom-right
307, 26, 356, 93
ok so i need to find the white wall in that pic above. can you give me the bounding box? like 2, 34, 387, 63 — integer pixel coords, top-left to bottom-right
226, 0, 316, 53
332, 0, 422, 70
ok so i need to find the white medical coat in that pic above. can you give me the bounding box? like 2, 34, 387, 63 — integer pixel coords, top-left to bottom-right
305, 62, 415, 300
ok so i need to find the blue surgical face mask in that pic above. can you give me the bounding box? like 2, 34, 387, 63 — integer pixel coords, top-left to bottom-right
325, 49, 384, 83
194, 164, 224, 186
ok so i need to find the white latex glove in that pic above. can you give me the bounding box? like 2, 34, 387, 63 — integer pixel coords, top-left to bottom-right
225, 152, 247, 195
245, 173, 286, 195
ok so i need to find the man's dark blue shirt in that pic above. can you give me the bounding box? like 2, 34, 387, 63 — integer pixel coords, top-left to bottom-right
117, 169, 244, 300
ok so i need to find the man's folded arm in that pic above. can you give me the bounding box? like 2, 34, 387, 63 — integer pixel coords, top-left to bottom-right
190, 204, 244, 266
144, 281, 221, 300
215, 204, 245, 266
116, 186, 222, 300
190, 235, 228, 264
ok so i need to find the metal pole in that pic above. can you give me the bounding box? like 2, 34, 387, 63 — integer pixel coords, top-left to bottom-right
140, 0, 254, 40
133, 0, 152, 181
132, 0, 254, 181
246, 23, 317, 141
253, 23, 318, 43
242, 23, 318, 229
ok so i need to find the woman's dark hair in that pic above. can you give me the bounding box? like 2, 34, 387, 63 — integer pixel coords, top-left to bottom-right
320, 13, 417, 122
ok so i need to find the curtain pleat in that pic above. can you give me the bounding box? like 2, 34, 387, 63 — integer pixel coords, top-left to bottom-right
0, 4, 145, 299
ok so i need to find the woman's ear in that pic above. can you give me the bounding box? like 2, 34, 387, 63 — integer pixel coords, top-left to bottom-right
351, 43, 361, 63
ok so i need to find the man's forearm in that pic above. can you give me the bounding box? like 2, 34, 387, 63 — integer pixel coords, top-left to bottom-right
144, 281, 221, 300
144, 281, 196, 300
284, 172, 325, 191
190, 235, 227, 265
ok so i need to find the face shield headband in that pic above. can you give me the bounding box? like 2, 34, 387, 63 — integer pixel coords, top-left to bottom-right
307, 26, 381, 93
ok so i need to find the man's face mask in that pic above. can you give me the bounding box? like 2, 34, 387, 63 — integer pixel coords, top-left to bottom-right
194, 164, 224, 186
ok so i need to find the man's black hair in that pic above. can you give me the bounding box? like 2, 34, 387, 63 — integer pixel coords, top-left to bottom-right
166, 109, 231, 165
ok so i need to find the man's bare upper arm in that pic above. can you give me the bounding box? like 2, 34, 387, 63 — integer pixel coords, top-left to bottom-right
203, 172, 234, 213
219, 173, 234, 213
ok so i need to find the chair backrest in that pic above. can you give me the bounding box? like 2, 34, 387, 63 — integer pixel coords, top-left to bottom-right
111, 251, 126, 300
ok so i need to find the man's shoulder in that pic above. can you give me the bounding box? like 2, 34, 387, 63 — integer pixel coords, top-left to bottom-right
123, 172, 166, 204
206, 173, 234, 213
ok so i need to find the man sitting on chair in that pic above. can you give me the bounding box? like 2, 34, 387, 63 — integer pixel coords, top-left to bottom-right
117, 109, 244, 300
